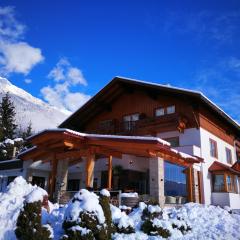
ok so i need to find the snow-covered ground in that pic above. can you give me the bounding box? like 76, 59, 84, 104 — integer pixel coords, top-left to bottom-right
0, 177, 240, 240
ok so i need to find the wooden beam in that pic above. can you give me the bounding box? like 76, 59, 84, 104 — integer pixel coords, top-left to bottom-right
69, 158, 83, 166
186, 166, 194, 202
48, 155, 58, 200
86, 153, 95, 188
107, 155, 113, 189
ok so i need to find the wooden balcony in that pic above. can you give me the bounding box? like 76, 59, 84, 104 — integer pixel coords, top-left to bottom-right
92, 113, 179, 135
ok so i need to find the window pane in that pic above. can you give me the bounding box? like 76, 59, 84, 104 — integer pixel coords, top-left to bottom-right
164, 137, 179, 147
226, 148, 232, 164
123, 115, 131, 121
210, 139, 217, 158
164, 161, 187, 203
131, 114, 139, 121
167, 105, 175, 114
213, 175, 224, 192
226, 175, 235, 192
156, 108, 165, 116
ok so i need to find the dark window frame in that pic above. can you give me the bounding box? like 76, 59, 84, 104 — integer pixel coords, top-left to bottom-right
209, 138, 218, 158
225, 147, 233, 164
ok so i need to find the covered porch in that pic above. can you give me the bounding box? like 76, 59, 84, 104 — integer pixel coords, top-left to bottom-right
19, 129, 203, 206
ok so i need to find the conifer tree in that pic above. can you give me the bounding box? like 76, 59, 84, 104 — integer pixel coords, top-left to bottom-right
0, 93, 17, 141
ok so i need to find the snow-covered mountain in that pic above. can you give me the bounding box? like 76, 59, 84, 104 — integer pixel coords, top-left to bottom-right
0, 77, 70, 132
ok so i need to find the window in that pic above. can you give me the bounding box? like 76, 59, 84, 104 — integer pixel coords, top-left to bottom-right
164, 161, 187, 200
166, 105, 175, 114
32, 176, 45, 188
155, 107, 165, 117
155, 105, 175, 117
212, 173, 238, 193
213, 174, 225, 192
123, 113, 140, 131
226, 174, 236, 192
226, 148, 232, 164
164, 137, 179, 147
210, 139, 218, 158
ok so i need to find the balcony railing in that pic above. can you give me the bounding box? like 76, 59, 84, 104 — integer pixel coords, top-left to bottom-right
93, 113, 179, 135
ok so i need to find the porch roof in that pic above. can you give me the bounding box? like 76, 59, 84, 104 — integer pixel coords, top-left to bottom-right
209, 161, 240, 175
19, 128, 203, 166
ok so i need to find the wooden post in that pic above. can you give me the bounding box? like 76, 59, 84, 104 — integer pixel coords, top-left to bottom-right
107, 155, 113, 189
86, 153, 95, 188
186, 166, 194, 202
48, 155, 58, 200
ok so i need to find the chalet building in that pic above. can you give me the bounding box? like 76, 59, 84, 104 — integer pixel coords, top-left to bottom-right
1, 76, 240, 208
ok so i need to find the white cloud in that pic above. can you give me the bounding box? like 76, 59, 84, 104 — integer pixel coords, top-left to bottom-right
24, 78, 32, 84
0, 6, 44, 75
64, 92, 90, 112
41, 58, 90, 112
191, 57, 240, 123
67, 67, 87, 86
48, 58, 87, 86
0, 42, 44, 75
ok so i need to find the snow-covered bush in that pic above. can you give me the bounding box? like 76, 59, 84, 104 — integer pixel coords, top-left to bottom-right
140, 204, 171, 238
15, 200, 52, 240
15, 187, 51, 240
62, 189, 109, 240
115, 213, 135, 234
99, 189, 116, 238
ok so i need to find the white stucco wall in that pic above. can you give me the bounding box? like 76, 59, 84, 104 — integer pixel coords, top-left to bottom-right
199, 127, 238, 205
212, 192, 240, 209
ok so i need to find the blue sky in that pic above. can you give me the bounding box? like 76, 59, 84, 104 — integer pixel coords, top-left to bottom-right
0, 0, 239, 122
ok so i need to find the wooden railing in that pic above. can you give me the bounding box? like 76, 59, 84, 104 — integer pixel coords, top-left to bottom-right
93, 113, 179, 135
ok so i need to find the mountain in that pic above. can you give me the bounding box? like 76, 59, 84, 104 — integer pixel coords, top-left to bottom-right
0, 77, 70, 132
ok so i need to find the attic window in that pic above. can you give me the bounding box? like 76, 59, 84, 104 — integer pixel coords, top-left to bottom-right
155, 105, 176, 117
155, 107, 165, 117
167, 105, 175, 114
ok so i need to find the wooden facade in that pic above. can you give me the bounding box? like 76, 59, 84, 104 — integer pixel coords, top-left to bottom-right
60, 77, 240, 147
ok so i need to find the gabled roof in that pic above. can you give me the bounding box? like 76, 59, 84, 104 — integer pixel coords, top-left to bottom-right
59, 76, 240, 134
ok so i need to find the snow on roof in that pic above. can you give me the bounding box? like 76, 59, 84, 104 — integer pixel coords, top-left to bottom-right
22, 128, 203, 161
18, 146, 37, 157
27, 128, 171, 146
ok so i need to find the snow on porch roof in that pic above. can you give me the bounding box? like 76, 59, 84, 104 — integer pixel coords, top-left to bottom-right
209, 161, 240, 175
20, 128, 203, 164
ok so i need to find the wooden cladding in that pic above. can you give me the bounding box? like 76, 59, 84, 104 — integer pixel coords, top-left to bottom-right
84, 90, 198, 135
199, 110, 235, 146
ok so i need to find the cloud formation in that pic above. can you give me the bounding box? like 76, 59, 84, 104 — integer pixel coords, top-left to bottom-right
41, 58, 91, 112
190, 57, 240, 123
0, 6, 44, 75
